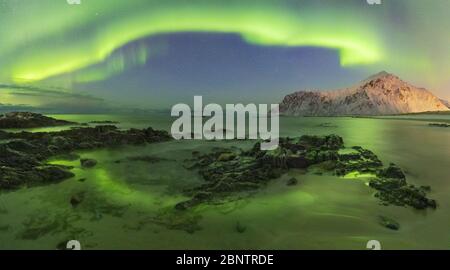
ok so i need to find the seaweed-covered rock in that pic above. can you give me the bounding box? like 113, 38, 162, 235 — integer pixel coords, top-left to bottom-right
368, 163, 436, 210
70, 192, 85, 207
286, 155, 308, 168
379, 216, 400, 230
378, 163, 406, 179
217, 153, 236, 162
0, 165, 74, 189
370, 179, 436, 209
0, 124, 171, 190
428, 123, 449, 128
235, 222, 247, 233
80, 158, 97, 168
180, 135, 345, 209
287, 177, 298, 186
180, 134, 436, 211
335, 146, 383, 176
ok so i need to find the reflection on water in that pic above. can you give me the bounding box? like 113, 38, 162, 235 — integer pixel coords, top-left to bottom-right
0, 114, 449, 249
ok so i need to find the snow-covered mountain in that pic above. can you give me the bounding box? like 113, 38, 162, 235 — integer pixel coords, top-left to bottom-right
279, 71, 449, 116
440, 99, 450, 109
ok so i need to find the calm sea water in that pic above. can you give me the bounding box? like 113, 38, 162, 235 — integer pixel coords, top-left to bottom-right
0, 113, 449, 249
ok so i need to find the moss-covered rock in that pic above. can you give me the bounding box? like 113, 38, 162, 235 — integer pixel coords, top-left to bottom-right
181, 134, 435, 211
0, 125, 171, 190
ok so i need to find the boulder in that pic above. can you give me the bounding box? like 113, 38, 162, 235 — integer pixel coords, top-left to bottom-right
180, 134, 436, 211
80, 158, 97, 168
286, 155, 308, 168
0, 123, 171, 191
287, 177, 298, 186
70, 192, 85, 207
379, 216, 400, 230
378, 163, 406, 179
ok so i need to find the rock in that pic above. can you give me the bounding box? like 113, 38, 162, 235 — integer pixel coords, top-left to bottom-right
217, 152, 236, 162
70, 192, 85, 207
0, 123, 171, 190
369, 177, 406, 191
286, 155, 308, 168
370, 178, 436, 209
379, 216, 400, 230
179, 135, 346, 209
235, 222, 247, 233
174, 201, 191, 211
366, 162, 436, 210
428, 123, 450, 128
80, 158, 97, 168
50, 136, 72, 150
378, 163, 406, 179
336, 147, 382, 176
180, 134, 436, 211
287, 177, 298, 186
36, 166, 75, 183
0, 112, 76, 129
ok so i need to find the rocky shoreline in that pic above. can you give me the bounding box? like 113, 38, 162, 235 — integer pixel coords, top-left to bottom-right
179, 134, 436, 211
0, 112, 76, 128
0, 125, 171, 190
0, 114, 436, 219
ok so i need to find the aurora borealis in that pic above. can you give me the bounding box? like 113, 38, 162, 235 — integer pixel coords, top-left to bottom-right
0, 0, 449, 109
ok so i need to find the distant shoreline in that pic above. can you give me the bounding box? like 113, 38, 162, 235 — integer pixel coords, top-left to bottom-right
278, 111, 450, 124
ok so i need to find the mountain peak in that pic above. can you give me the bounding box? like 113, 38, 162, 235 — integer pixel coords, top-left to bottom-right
280, 72, 449, 116
363, 71, 397, 82
373, 70, 391, 77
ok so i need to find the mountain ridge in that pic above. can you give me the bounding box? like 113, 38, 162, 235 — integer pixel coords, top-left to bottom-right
279, 72, 449, 116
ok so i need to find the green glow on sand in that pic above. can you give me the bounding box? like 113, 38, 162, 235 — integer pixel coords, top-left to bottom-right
90, 168, 187, 209
343, 172, 377, 179
47, 157, 160, 208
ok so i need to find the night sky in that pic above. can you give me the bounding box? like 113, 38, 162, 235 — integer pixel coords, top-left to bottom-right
0, 0, 449, 110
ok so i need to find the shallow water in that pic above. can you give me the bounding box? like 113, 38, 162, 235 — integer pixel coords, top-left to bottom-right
0, 114, 449, 250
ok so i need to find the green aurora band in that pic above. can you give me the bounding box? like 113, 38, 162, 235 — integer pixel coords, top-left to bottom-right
0, 0, 449, 94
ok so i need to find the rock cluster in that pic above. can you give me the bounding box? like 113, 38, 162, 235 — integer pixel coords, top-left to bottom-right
0, 125, 171, 190
179, 134, 435, 211
370, 164, 436, 209
0, 112, 76, 128
429, 123, 449, 128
